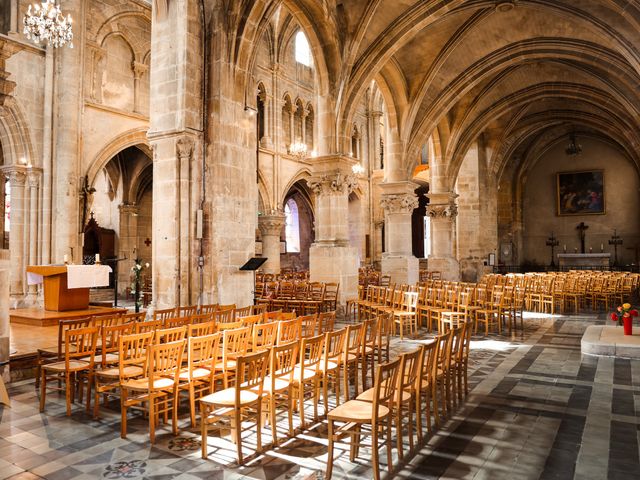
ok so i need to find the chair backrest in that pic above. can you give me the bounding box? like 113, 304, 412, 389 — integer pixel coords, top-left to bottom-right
251, 304, 268, 317
187, 320, 216, 337
372, 358, 401, 423
190, 312, 213, 324
264, 310, 283, 322
278, 281, 295, 298
402, 291, 418, 312
65, 326, 99, 364
323, 327, 347, 368
199, 303, 218, 314
293, 282, 309, 300
153, 307, 177, 323
58, 317, 93, 356
277, 317, 302, 344
269, 339, 299, 385
187, 333, 221, 374
154, 326, 187, 343
218, 304, 237, 311
122, 312, 146, 323
317, 311, 336, 334
164, 315, 191, 329
299, 333, 324, 371
308, 282, 325, 301
100, 323, 135, 366
278, 311, 297, 320
148, 339, 186, 387
324, 282, 339, 302
299, 314, 317, 338
135, 319, 163, 334
213, 308, 235, 324
345, 322, 366, 355
177, 305, 198, 317
252, 321, 279, 352
216, 319, 245, 332
239, 314, 262, 329
234, 350, 270, 402
435, 330, 453, 372
418, 340, 438, 389
398, 348, 422, 399
119, 331, 154, 380
380, 274, 391, 288
222, 326, 251, 362
233, 305, 253, 320
97, 313, 123, 329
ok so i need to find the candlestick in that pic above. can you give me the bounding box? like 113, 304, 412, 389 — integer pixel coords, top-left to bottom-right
563, 244, 567, 252
589, 247, 593, 253
95, 253, 100, 264
600, 243, 604, 252
63, 254, 68, 264
574, 247, 578, 253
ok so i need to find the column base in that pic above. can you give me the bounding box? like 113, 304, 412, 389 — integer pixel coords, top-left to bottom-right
428, 256, 460, 281
309, 243, 358, 312
381, 253, 419, 285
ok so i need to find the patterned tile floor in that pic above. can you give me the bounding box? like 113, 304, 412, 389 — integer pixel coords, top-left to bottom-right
1, 313, 639, 479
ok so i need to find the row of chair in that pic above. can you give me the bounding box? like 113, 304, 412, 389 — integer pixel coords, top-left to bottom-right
256, 280, 339, 313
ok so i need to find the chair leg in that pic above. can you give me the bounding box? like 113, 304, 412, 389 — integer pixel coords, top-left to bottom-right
120, 389, 128, 439
350, 424, 360, 461
233, 408, 243, 464
149, 395, 156, 444
65, 372, 72, 416
396, 406, 403, 460
371, 422, 381, 480
327, 419, 335, 480
189, 384, 196, 428
270, 395, 278, 447
299, 382, 306, 429
408, 399, 414, 453
39, 370, 46, 412
201, 404, 208, 459
256, 401, 263, 453
287, 387, 294, 438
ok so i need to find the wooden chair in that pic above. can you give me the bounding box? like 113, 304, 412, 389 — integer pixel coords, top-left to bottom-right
305, 282, 325, 315
199, 303, 218, 314
476, 291, 500, 335
122, 312, 146, 324
239, 313, 262, 330
326, 358, 400, 480
276, 317, 302, 345
263, 310, 283, 321
233, 305, 253, 320
299, 314, 317, 338
153, 307, 177, 323
36, 316, 93, 388
323, 282, 339, 312
216, 319, 244, 332
92, 323, 134, 371
317, 311, 336, 334
292, 333, 324, 428
164, 315, 192, 329
361, 317, 379, 391
251, 303, 268, 317
121, 339, 186, 443
177, 305, 198, 317
319, 328, 347, 414
393, 291, 419, 339
200, 349, 269, 464
154, 326, 187, 344
213, 308, 235, 325
136, 319, 163, 334
432, 331, 453, 427
215, 326, 251, 388
260, 339, 299, 446
40, 326, 99, 416
251, 321, 279, 352
177, 332, 222, 427
93, 331, 153, 420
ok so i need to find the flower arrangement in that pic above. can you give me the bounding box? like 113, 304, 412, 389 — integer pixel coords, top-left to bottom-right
610, 303, 638, 326
130, 259, 150, 313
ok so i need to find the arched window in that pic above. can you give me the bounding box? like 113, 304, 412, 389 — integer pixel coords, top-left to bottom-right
305, 105, 314, 151
284, 198, 300, 253
257, 84, 266, 143
295, 31, 312, 67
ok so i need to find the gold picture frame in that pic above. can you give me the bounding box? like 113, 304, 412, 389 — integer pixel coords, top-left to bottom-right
556, 170, 605, 216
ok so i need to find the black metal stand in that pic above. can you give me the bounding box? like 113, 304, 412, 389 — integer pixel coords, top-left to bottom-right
546, 232, 559, 267
239, 257, 268, 305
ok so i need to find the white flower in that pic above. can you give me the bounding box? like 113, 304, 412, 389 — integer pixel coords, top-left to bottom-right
136, 264, 142, 270
145, 262, 150, 268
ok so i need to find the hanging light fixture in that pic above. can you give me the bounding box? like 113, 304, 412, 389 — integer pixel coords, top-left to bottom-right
565, 133, 582, 156
23, 1, 74, 49
352, 163, 365, 175
288, 141, 308, 160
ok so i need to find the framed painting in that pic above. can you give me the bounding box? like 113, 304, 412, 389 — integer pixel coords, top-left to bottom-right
556, 170, 605, 216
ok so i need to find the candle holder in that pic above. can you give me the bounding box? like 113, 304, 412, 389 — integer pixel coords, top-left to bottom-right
546, 232, 560, 267
609, 230, 623, 266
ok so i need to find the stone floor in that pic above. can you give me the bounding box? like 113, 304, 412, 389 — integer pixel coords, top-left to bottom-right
1, 312, 639, 479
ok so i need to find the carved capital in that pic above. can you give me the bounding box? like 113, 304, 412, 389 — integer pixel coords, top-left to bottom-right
132, 61, 148, 79
307, 171, 358, 196
380, 193, 418, 214
427, 203, 458, 219
119, 203, 139, 215
1, 165, 27, 186
27, 170, 42, 188
258, 213, 286, 236
176, 136, 194, 160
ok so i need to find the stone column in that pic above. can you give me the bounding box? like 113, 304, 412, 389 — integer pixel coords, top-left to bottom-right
132, 61, 148, 114
26, 169, 41, 303
1, 167, 26, 301
0, 266, 9, 382
258, 213, 285, 275
51, 0, 83, 264
118, 203, 139, 296
380, 181, 419, 285
427, 192, 460, 280
307, 155, 359, 308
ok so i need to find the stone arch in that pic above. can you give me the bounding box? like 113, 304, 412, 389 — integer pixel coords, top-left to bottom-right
0, 98, 37, 166
280, 168, 313, 207
86, 127, 151, 187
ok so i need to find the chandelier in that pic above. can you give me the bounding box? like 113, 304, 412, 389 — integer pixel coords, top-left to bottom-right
352, 163, 365, 175
565, 133, 582, 156
289, 142, 308, 160
23, 1, 74, 49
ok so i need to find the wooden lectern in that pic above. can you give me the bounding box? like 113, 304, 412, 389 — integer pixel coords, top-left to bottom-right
26, 266, 90, 312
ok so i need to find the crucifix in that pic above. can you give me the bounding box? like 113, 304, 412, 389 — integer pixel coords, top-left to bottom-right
144, 237, 151, 247
546, 232, 560, 267
609, 229, 623, 266
576, 222, 588, 254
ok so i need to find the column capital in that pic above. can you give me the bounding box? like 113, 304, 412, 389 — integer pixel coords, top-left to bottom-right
118, 203, 139, 215
380, 193, 418, 214
427, 191, 458, 219
258, 213, 286, 236
27, 167, 43, 187
176, 135, 195, 159
307, 155, 359, 196
0, 165, 27, 185
132, 61, 149, 79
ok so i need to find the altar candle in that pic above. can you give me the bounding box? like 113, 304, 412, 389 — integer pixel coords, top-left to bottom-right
574, 247, 578, 253
63, 254, 68, 264
589, 247, 593, 253
563, 244, 567, 252
601, 243, 604, 252
95, 253, 100, 263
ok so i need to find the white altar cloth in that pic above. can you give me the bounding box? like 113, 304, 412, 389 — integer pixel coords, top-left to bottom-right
27, 265, 112, 289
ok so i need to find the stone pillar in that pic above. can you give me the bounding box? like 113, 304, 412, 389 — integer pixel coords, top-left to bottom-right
26, 169, 41, 303
1, 167, 26, 301
258, 213, 285, 275
51, 0, 83, 264
132, 61, 148, 114
118, 203, 139, 295
380, 181, 419, 285
307, 155, 359, 308
0, 266, 9, 382
427, 192, 460, 280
